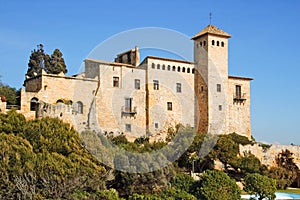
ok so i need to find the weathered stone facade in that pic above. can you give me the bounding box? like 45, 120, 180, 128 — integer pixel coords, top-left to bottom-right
18, 24, 253, 140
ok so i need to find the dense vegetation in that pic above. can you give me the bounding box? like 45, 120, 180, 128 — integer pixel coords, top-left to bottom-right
0, 81, 20, 106
0, 111, 299, 199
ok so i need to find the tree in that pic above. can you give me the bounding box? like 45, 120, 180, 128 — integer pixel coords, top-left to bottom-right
237, 151, 262, 175
210, 135, 239, 170
0, 110, 26, 134
244, 173, 276, 200
171, 173, 195, 193
0, 84, 19, 105
26, 44, 49, 77
267, 149, 298, 189
47, 49, 67, 74
26, 44, 67, 77
191, 170, 241, 200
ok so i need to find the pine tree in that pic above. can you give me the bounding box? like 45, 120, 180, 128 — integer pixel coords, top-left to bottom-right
48, 49, 67, 74
26, 44, 67, 78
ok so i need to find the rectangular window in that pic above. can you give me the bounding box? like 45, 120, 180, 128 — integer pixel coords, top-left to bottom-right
236, 85, 242, 98
155, 123, 159, 129
217, 84, 221, 92
153, 80, 159, 90
135, 79, 140, 89
125, 98, 132, 112
167, 102, 172, 111
176, 83, 182, 93
219, 105, 222, 111
125, 124, 131, 132
113, 77, 119, 87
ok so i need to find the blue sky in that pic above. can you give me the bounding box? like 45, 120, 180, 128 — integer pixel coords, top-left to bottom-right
0, 0, 300, 144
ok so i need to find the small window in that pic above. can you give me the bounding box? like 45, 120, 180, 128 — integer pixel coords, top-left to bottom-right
152, 63, 155, 69
125, 124, 131, 132
167, 102, 172, 111
157, 64, 160, 70
177, 66, 180, 72
219, 105, 222, 111
200, 42, 202, 46
217, 41, 220, 46
155, 123, 159, 129
113, 77, 119, 87
162, 64, 165, 70
201, 86, 204, 92
135, 79, 140, 89
182, 67, 185, 73
172, 66, 176, 71
192, 68, 195, 74
187, 68, 190, 73
176, 83, 182, 93
203, 41, 206, 46
153, 80, 159, 90
212, 40, 215, 45
217, 84, 221, 92
221, 42, 224, 47
167, 65, 171, 71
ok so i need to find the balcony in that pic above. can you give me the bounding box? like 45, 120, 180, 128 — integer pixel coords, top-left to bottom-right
121, 106, 137, 117
233, 93, 247, 103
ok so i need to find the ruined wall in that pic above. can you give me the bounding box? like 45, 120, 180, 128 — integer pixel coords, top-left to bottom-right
240, 144, 300, 168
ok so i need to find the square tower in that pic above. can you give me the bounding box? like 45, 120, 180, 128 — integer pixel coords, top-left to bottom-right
192, 24, 231, 134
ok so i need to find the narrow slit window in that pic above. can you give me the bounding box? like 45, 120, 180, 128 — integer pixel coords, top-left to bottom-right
176, 83, 182, 93
113, 77, 119, 87
167, 102, 172, 111
153, 80, 159, 90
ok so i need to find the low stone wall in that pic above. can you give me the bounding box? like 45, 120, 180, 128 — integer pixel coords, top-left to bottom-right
240, 143, 300, 168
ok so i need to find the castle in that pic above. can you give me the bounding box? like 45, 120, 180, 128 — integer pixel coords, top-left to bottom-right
14, 24, 252, 140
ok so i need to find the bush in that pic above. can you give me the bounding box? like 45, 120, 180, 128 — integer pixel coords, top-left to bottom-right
191, 170, 241, 200
244, 173, 276, 200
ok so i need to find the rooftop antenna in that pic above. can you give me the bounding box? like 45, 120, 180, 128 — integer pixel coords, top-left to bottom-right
209, 12, 212, 24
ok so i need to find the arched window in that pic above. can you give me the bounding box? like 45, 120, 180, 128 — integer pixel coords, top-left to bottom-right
77, 101, 83, 114
30, 97, 39, 111
172, 66, 176, 71
221, 42, 224, 47
56, 99, 64, 111
200, 42, 202, 46
167, 65, 171, 71
177, 66, 180, 72
56, 99, 63, 103
212, 40, 215, 45
187, 68, 190, 73
182, 67, 185, 73
162, 64, 165, 70
157, 64, 160, 69
217, 41, 220, 46
203, 41, 206, 46
192, 68, 195, 74
152, 63, 155, 69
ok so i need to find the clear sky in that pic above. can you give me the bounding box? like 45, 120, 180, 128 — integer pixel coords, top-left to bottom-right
0, 0, 300, 144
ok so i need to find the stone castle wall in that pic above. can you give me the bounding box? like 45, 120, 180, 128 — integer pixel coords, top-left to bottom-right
240, 144, 300, 168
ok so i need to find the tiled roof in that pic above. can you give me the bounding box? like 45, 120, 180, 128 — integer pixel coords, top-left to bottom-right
192, 24, 231, 40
